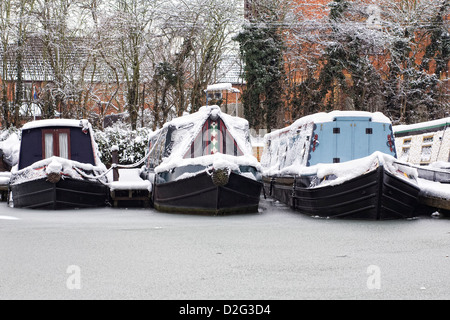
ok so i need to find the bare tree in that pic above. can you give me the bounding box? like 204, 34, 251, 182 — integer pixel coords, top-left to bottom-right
283, 0, 449, 124
31, 0, 86, 119
93, 0, 162, 130
0, 0, 13, 127
160, 0, 242, 115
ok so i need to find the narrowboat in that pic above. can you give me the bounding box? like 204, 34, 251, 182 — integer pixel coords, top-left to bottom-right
261, 111, 420, 220
141, 105, 263, 215
394, 118, 450, 215
10, 119, 109, 209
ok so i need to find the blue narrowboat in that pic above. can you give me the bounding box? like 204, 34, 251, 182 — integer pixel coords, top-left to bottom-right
261, 111, 420, 220
10, 119, 109, 209
141, 105, 263, 215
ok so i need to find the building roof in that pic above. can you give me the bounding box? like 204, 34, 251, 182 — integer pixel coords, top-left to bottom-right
215, 53, 245, 85
0, 37, 111, 83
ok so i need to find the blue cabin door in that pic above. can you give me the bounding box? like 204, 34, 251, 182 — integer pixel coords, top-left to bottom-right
333, 117, 372, 163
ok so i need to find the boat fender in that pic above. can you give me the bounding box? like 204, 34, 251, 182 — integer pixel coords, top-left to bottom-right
387, 134, 394, 152
312, 134, 319, 152
47, 172, 61, 184
210, 168, 230, 186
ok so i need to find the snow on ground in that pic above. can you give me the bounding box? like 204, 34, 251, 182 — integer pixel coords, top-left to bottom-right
0, 215, 20, 220
1, 198, 449, 300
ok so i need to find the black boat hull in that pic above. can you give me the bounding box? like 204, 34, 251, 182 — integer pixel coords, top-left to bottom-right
392, 164, 450, 215
263, 166, 420, 220
154, 171, 262, 215
11, 177, 109, 209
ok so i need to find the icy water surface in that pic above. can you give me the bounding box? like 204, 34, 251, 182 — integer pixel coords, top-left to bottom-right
0, 198, 449, 300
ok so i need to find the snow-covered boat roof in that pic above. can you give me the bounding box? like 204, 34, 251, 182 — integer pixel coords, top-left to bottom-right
149, 105, 260, 173
265, 110, 392, 140
393, 117, 450, 135
154, 105, 250, 154
163, 104, 247, 126
22, 119, 90, 130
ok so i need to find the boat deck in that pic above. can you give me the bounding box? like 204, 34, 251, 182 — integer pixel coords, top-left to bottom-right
109, 169, 152, 208
0, 172, 11, 202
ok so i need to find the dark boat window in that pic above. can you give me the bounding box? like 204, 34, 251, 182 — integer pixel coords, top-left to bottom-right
184, 118, 243, 158
333, 128, 340, 134
42, 129, 71, 160
366, 128, 373, 134
333, 158, 340, 163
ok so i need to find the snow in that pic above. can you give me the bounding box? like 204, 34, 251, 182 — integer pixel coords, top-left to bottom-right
95, 125, 151, 165
0, 132, 20, 167
10, 156, 108, 186
155, 153, 260, 175
393, 117, 450, 134
0, 215, 20, 220
261, 122, 314, 174
427, 161, 450, 170
160, 153, 262, 182
150, 105, 260, 175
264, 110, 392, 141
45, 160, 63, 174
20, 103, 42, 117
0, 172, 11, 185
108, 168, 152, 192
22, 119, 90, 130
418, 178, 450, 200
205, 83, 240, 93
270, 151, 418, 189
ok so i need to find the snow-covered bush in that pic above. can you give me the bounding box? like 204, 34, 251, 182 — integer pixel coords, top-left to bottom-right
94, 124, 152, 167
0, 127, 21, 168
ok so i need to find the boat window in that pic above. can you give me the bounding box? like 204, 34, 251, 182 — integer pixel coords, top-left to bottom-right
42, 129, 71, 160
59, 133, 69, 159
422, 136, 434, 144
260, 123, 313, 170
44, 133, 54, 158
146, 129, 167, 169
184, 118, 243, 158
421, 145, 432, 163
400, 147, 410, 162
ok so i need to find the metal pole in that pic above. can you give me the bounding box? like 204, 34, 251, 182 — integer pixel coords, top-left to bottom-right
112, 147, 119, 182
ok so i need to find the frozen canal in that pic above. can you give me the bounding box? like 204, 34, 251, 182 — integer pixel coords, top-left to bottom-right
0, 197, 449, 300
